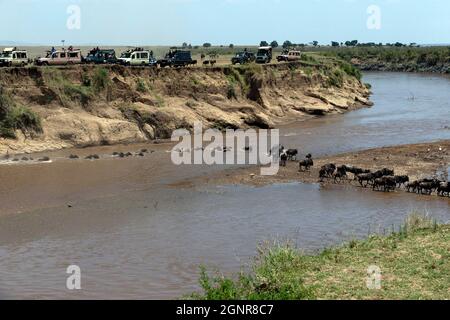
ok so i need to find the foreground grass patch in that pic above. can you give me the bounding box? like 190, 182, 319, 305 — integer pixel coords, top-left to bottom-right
192, 215, 449, 300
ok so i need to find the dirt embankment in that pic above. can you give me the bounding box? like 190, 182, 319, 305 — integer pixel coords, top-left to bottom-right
0, 62, 370, 155
184, 140, 450, 189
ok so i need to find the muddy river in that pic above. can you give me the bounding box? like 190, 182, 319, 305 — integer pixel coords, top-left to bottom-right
0, 72, 449, 299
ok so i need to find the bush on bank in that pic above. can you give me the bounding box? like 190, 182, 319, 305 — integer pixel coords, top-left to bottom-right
0, 87, 42, 139
319, 46, 450, 71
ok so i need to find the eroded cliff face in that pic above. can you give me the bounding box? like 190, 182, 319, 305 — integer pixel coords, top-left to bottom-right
0, 62, 371, 155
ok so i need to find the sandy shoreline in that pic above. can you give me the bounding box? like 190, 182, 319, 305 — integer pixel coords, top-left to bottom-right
172, 140, 450, 192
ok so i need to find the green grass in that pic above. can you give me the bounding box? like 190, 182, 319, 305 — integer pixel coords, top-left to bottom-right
42, 69, 95, 107
316, 46, 450, 70
92, 67, 111, 92
0, 88, 42, 138
136, 79, 148, 93
191, 214, 449, 300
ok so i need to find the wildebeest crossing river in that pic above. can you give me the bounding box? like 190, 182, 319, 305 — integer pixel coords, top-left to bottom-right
0, 72, 449, 299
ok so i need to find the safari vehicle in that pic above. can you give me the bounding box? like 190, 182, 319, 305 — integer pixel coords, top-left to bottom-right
255, 46, 272, 64
0, 48, 29, 67
36, 49, 82, 66
118, 48, 151, 66
231, 51, 255, 65
158, 50, 197, 68
84, 48, 118, 64
277, 50, 302, 62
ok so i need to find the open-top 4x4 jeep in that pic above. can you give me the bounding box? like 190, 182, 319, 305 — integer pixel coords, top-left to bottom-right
36, 49, 82, 66
0, 48, 29, 67
231, 51, 256, 65
118, 48, 151, 66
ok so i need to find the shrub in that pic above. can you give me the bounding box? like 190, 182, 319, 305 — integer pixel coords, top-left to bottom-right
227, 84, 237, 100
339, 61, 362, 80
136, 79, 148, 93
63, 83, 93, 106
0, 88, 42, 138
327, 69, 345, 87
92, 68, 110, 92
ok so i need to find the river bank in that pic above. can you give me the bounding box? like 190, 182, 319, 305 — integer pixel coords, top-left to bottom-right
0, 59, 370, 156
327, 46, 450, 73
179, 140, 450, 191
192, 215, 450, 300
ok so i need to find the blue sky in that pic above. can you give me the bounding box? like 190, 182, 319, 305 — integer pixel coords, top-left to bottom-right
0, 0, 449, 45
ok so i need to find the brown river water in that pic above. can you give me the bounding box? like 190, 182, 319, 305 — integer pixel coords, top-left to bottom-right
0, 72, 449, 299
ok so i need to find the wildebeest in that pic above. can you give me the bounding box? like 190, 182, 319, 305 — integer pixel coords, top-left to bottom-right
356, 173, 375, 187
347, 166, 371, 176
269, 144, 285, 157
333, 165, 348, 183
373, 176, 397, 192
299, 157, 314, 171
406, 181, 420, 193
85, 154, 100, 160
38, 156, 50, 162
319, 164, 336, 181
280, 152, 288, 167
437, 182, 450, 197
373, 168, 395, 178
394, 175, 410, 188
418, 179, 441, 195
286, 149, 298, 161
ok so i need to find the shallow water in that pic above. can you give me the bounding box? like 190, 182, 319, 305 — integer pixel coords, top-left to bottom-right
0, 72, 449, 299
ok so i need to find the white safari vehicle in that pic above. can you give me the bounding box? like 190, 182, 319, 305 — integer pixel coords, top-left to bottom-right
0, 48, 29, 67
36, 49, 83, 66
118, 48, 150, 66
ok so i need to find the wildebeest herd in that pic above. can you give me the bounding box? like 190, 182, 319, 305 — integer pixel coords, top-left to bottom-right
277, 146, 450, 198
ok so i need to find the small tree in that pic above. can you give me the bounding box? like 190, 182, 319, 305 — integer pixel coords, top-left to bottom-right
345, 40, 358, 47
229, 43, 234, 48
270, 41, 279, 48
282, 40, 292, 49
312, 41, 319, 47
182, 42, 188, 48
331, 41, 340, 47
260, 41, 269, 47
203, 43, 212, 48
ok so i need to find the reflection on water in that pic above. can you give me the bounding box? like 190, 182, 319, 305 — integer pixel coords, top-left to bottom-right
0, 72, 450, 299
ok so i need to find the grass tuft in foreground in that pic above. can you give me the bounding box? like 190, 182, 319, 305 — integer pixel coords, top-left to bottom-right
191, 213, 449, 300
